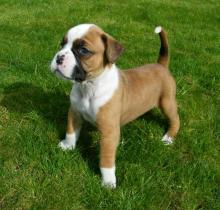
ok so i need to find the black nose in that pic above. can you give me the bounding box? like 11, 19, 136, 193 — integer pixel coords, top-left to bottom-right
56, 55, 64, 65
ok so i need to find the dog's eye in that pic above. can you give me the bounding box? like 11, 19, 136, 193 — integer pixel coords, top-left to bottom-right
78, 47, 90, 56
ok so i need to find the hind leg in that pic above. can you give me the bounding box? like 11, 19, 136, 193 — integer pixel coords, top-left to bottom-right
160, 97, 180, 144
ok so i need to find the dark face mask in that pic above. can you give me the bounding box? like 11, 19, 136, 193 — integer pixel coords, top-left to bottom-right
71, 50, 87, 82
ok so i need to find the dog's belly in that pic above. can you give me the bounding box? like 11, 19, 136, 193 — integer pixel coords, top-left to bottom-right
120, 87, 161, 125
120, 98, 158, 125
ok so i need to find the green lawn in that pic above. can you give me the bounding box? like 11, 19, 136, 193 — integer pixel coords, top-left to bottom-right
0, 0, 219, 209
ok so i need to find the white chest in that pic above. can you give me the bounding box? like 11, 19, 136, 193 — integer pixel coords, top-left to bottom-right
70, 85, 98, 123
70, 65, 119, 123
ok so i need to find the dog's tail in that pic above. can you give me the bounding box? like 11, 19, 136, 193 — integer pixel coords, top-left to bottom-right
154, 26, 169, 68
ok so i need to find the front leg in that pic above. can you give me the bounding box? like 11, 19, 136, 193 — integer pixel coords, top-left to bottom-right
59, 106, 82, 150
98, 120, 120, 188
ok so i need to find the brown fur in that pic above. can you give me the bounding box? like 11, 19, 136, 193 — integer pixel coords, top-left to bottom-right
66, 107, 82, 134
65, 26, 180, 169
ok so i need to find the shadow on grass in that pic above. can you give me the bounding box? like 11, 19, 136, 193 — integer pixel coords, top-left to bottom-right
1, 82, 168, 174
78, 123, 100, 174
1, 82, 68, 135
141, 110, 168, 131
0, 82, 99, 173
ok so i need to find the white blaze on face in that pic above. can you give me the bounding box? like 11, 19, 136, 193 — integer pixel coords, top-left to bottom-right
50, 24, 94, 79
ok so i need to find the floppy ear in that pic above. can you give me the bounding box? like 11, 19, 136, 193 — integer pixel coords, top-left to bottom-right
101, 34, 124, 64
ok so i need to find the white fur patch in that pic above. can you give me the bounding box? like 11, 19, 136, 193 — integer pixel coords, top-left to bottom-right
70, 65, 119, 123
66, 24, 94, 48
100, 166, 116, 188
154, 26, 162, 34
161, 133, 173, 145
58, 130, 80, 150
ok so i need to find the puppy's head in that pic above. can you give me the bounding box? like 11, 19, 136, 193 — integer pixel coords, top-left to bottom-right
51, 24, 123, 82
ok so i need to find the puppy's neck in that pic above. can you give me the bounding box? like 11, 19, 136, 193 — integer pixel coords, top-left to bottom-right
89, 64, 118, 81
75, 64, 119, 98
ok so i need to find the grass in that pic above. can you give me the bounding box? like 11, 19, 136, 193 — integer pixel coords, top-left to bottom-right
0, 0, 219, 209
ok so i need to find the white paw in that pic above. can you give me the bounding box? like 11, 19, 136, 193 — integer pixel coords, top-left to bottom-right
102, 180, 116, 189
162, 134, 173, 145
58, 139, 76, 150
100, 166, 116, 189
58, 132, 78, 151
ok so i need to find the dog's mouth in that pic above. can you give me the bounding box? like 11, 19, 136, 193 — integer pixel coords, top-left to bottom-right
55, 69, 73, 80
54, 67, 87, 83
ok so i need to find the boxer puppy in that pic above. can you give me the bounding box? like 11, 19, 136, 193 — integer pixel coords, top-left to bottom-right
50, 24, 180, 188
